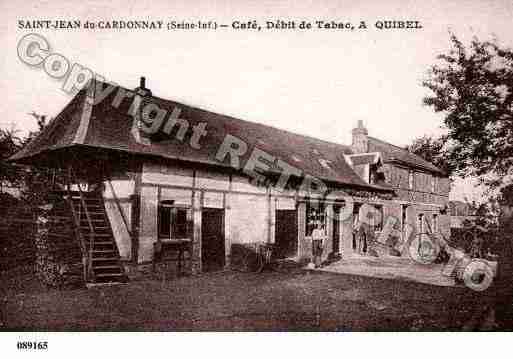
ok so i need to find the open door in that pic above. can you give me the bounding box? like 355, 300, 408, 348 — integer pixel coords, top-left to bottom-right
201, 208, 225, 272
274, 209, 298, 259
332, 204, 341, 254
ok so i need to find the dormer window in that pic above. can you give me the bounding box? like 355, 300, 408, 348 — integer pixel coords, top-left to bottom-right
318, 158, 332, 170
257, 139, 268, 147
346, 152, 382, 185
291, 155, 302, 163
369, 167, 375, 184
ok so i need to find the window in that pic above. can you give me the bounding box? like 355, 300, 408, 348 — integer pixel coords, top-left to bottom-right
431, 176, 437, 193
306, 201, 326, 237
408, 170, 414, 190
352, 203, 362, 226
158, 201, 189, 239
417, 214, 424, 233
369, 165, 384, 185
370, 204, 384, 232
432, 214, 438, 232
353, 203, 383, 232
318, 158, 332, 170
401, 205, 408, 231
352, 203, 362, 250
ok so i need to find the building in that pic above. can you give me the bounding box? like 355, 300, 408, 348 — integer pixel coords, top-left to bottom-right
449, 200, 477, 229
10, 78, 450, 284
350, 120, 451, 237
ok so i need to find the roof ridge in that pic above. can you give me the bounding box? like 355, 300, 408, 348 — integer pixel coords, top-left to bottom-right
8, 89, 87, 161
108, 81, 352, 152
368, 136, 409, 152
368, 135, 443, 171
72, 88, 93, 144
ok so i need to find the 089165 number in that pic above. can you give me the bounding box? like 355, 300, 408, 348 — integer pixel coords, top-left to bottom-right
17, 341, 48, 350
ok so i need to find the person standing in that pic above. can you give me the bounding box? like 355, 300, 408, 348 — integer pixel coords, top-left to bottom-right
357, 225, 367, 255
312, 225, 326, 268
353, 219, 367, 255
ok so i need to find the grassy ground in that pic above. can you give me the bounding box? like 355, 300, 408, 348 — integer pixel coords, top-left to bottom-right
0, 266, 490, 331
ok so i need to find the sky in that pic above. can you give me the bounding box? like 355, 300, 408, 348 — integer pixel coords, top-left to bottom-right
1, 0, 512, 202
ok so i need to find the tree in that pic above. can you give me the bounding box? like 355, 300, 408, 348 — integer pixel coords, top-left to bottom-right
0, 127, 23, 189
423, 35, 513, 188
0, 113, 50, 204
407, 135, 455, 176
19, 113, 53, 205
23, 112, 47, 146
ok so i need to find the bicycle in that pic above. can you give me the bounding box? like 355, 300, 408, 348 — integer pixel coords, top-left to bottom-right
231, 243, 276, 273
256, 243, 274, 273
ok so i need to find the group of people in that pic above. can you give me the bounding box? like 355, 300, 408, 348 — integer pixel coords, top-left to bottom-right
310, 217, 373, 268
308, 186, 513, 330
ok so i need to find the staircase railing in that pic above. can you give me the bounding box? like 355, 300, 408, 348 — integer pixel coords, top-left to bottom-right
64, 168, 90, 283
69, 167, 97, 282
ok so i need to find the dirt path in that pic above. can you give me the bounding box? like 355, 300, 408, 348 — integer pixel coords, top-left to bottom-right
1, 269, 488, 331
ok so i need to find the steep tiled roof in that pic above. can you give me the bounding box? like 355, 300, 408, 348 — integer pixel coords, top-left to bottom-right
10, 90, 88, 162
367, 136, 445, 175
10, 81, 392, 192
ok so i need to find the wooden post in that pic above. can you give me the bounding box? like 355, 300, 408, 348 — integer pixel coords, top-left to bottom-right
341, 198, 354, 257
138, 186, 158, 263
192, 191, 202, 274
131, 166, 142, 264
297, 202, 308, 260
269, 197, 276, 244
107, 179, 132, 238
324, 204, 334, 262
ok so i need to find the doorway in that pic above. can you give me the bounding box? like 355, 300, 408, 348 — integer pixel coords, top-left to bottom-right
275, 209, 298, 259
352, 203, 362, 252
332, 205, 341, 254
201, 208, 225, 272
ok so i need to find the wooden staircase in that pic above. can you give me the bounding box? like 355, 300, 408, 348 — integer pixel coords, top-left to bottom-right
66, 190, 128, 286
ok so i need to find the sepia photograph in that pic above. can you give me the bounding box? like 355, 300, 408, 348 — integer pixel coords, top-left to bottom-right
1, 0, 513, 356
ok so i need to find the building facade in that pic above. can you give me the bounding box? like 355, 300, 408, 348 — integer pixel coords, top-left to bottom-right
347, 120, 451, 249
11, 78, 451, 277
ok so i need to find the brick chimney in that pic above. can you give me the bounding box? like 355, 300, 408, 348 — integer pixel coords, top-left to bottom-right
130, 76, 152, 117
135, 76, 152, 97
351, 120, 368, 153
130, 76, 153, 145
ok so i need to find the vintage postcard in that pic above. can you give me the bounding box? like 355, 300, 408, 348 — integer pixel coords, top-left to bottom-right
1, 0, 512, 357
